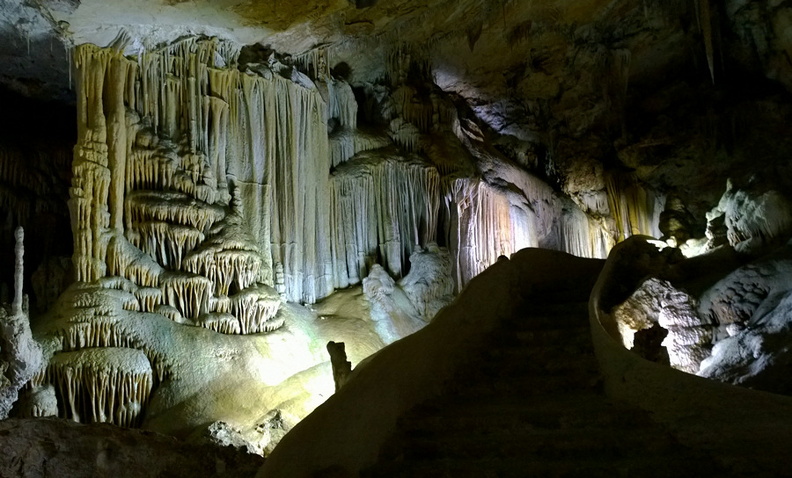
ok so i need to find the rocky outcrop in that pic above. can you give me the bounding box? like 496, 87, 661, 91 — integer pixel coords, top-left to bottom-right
0, 418, 264, 478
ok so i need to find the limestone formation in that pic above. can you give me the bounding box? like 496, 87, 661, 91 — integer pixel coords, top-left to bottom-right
34, 347, 153, 427
0, 227, 43, 419
399, 244, 454, 322
710, 178, 792, 255
614, 277, 714, 373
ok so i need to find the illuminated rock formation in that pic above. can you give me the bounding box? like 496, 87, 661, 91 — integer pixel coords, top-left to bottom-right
330, 150, 441, 287
0, 228, 44, 419
709, 178, 792, 254
614, 277, 715, 373
34, 347, 153, 427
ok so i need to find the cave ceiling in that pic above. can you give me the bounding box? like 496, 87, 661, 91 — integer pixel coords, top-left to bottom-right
3, 0, 792, 222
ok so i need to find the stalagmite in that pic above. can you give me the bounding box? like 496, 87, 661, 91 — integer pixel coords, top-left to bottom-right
327, 341, 351, 392
399, 244, 454, 321
0, 227, 44, 419
13, 227, 24, 316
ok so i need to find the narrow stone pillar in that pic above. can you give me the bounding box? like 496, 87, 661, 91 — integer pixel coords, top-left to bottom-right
327, 341, 352, 392
12, 226, 23, 316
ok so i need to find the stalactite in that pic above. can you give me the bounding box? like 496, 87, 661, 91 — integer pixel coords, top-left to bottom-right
0, 144, 70, 232
196, 313, 241, 335
45, 348, 153, 428
183, 249, 263, 296
330, 130, 390, 168
446, 178, 516, 286
393, 86, 433, 133
60, 319, 135, 351
160, 272, 212, 320
329, 152, 441, 287
127, 221, 204, 270
134, 288, 163, 313
209, 295, 232, 314
387, 43, 431, 85
327, 78, 358, 130
125, 191, 225, 233
606, 172, 661, 242
155, 305, 184, 324
389, 118, 422, 152
230, 285, 283, 334
70, 44, 133, 283
73, 37, 375, 314
698, 0, 715, 83
106, 234, 164, 288
559, 205, 612, 259
254, 75, 334, 303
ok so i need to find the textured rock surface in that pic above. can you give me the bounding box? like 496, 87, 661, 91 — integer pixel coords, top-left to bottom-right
613, 277, 714, 373
0, 417, 264, 478
696, 244, 792, 392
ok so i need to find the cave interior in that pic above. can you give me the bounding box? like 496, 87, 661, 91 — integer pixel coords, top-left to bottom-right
3, 0, 792, 476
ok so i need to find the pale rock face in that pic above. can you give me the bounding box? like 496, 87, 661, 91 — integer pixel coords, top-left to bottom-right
697, 245, 792, 391
710, 178, 792, 254
362, 243, 455, 345
363, 265, 424, 345
613, 277, 714, 373
399, 244, 454, 322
